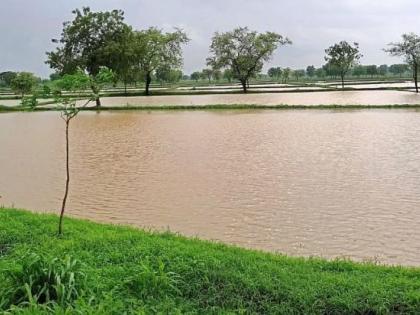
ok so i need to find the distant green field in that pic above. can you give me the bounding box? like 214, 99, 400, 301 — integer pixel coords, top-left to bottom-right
1, 208, 419, 314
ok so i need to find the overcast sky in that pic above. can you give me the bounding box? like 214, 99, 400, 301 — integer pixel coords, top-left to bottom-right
1, 0, 419, 78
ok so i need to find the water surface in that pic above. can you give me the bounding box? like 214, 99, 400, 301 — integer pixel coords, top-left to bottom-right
1, 110, 420, 265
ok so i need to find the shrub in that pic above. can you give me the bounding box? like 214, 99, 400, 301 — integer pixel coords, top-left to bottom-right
1, 253, 88, 311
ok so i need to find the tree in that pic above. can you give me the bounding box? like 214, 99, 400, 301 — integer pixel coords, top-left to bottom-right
53, 71, 93, 235
325, 41, 362, 88
323, 62, 341, 79
46, 7, 130, 106
223, 69, 234, 83
191, 71, 201, 82
315, 68, 326, 78
267, 67, 282, 81
202, 69, 213, 83
213, 69, 222, 81
0, 71, 17, 86
366, 65, 378, 78
11, 72, 38, 98
106, 27, 136, 94
385, 33, 420, 92
293, 69, 306, 81
282, 67, 291, 83
156, 66, 182, 84
389, 64, 408, 77
306, 65, 315, 78
132, 27, 189, 95
378, 64, 388, 76
207, 27, 291, 92
352, 65, 366, 78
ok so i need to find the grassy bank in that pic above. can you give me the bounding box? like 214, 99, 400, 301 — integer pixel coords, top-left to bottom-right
0, 209, 419, 314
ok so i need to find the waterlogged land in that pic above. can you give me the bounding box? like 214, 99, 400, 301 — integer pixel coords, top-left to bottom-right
1, 109, 420, 265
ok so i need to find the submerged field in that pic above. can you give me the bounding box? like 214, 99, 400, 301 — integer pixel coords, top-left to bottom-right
1, 208, 420, 314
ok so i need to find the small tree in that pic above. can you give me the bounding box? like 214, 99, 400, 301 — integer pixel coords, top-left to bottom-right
293, 69, 306, 81
306, 65, 315, 78
385, 33, 420, 92
207, 27, 291, 92
53, 71, 93, 235
268, 67, 282, 81
190, 71, 201, 82
11, 72, 38, 98
325, 41, 362, 88
366, 65, 378, 78
282, 67, 291, 83
378, 64, 388, 77
202, 69, 213, 83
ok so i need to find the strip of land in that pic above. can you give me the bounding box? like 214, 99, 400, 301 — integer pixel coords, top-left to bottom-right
1, 208, 419, 314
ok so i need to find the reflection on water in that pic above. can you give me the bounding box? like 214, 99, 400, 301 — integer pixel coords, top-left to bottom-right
1, 110, 420, 265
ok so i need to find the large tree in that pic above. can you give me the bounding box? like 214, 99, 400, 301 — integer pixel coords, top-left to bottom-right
132, 27, 189, 95
325, 41, 362, 88
385, 33, 420, 93
207, 27, 291, 92
46, 7, 130, 106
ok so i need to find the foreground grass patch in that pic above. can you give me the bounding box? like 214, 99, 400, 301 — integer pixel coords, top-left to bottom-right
0, 208, 419, 314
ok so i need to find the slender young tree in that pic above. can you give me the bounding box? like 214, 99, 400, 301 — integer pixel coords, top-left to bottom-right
325, 41, 362, 88
385, 33, 420, 93
207, 27, 291, 92
53, 69, 112, 235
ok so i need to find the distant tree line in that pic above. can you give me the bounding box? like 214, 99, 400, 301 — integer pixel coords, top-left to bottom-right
2, 7, 420, 97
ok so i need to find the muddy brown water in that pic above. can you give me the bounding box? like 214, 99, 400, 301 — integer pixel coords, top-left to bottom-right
1, 109, 420, 265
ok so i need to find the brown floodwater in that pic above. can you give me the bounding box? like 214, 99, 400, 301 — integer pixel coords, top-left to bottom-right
82, 90, 420, 107
1, 110, 420, 265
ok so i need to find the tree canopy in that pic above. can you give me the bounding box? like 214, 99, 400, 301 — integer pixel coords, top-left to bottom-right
132, 27, 189, 95
325, 41, 362, 88
385, 33, 420, 92
207, 27, 291, 92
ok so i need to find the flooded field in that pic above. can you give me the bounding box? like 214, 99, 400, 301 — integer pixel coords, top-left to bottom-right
72, 90, 420, 107
1, 109, 420, 265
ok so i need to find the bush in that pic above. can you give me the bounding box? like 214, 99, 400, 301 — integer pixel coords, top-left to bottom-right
1, 253, 88, 311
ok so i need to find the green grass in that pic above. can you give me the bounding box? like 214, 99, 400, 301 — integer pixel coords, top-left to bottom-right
1, 209, 419, 314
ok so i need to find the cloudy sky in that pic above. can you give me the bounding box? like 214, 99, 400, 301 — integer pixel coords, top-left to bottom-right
0, 0, 419, 78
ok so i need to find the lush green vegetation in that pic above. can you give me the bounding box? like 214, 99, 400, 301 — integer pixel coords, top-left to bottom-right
1, 208, 420, 314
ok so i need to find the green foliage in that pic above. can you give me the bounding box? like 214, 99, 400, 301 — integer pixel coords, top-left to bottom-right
20, 95, 38, 109
325, 41, 362, 86
1, 252, 88, 310
46, 7, 129, 76
207, 27, 291, 91
10, 72, 38, 98
190, 71, 201, 82
1, 209, 419, 314
132, 27, 189, 94
0, 71, 17, 87
306, 65, 316, 77
268, 67, 282, 79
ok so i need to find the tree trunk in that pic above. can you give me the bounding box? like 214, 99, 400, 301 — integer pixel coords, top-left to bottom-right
240, 79, 248, 93
95, 97, 101, 107
59, 120, 70, 235
145, 72, 152, 96
124, 81, 128, 96
414, 63, 418, 93
341, 74, 345, 89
